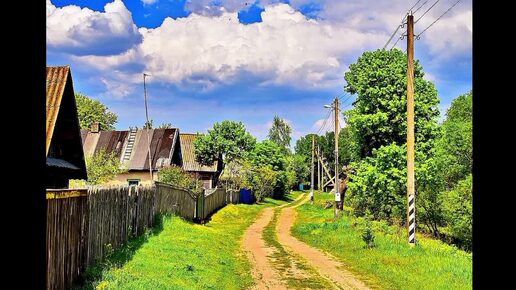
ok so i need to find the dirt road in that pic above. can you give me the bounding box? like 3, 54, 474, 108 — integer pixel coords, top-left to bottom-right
242, 194, 370, 289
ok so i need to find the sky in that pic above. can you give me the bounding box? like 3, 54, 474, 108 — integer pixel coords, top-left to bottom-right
46, 0, 472, 146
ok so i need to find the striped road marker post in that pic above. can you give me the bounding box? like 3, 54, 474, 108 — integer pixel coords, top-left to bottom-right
408, 193, 416, 244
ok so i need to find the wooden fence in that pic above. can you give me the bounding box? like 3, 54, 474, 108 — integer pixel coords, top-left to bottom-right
46, 183, 233, 289
154, 182, 198, 220
46, 189, 88, 290
226, 189, 240, 204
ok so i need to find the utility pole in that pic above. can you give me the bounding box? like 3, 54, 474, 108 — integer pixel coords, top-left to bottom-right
143, 73, 153, 183
317, 144, 321, 191
406, 14, 416, 245
334, 97, 341, 218
320, 152, 325, 192
310, 134, 315, 204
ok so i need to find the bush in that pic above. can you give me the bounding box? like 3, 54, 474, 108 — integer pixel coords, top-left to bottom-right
158, 165, 203, 195
362, 221, 376, 248
442, 174, 472, 250
85, 149, 125, 185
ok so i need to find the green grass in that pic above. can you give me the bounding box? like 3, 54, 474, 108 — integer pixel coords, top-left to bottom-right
291, 191, 472, 290
79, 201, 275, 290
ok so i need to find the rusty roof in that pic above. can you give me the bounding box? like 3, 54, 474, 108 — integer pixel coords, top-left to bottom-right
46, 65, 70, 155
81, 128, 178, 171
179, 133, 218, 173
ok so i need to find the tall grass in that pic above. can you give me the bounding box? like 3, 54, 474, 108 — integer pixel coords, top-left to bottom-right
291, 191, 472, 290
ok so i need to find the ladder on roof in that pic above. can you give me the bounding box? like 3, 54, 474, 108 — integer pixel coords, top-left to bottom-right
123, 128, 137, 161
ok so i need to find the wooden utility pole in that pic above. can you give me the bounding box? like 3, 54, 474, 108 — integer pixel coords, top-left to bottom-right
310, 134, 315, 203
334, 97, 341, 218
317, 144, 321, 190
406, 14, 416, 245
320, 152, 324, 192
143, 73, 153, 183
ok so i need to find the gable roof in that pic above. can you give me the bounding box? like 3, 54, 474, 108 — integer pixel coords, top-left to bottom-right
81, 128, 179, 171
46, 65, 87, 179
46, 65, 70, 155
179, 133, 218, 173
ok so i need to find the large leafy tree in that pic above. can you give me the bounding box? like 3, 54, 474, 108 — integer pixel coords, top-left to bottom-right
435, 91, 472, 189
75, 93, 118, 130
268, 115, 292, 152
344, 49, 440, 160
346, 49, 440, 227
193, 120, 256, 171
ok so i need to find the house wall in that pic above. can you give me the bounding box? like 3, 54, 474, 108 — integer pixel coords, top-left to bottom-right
106, 171, 158, 186
187, 171, 216, 189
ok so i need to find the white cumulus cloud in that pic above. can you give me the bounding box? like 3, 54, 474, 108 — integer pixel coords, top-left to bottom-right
46, 0, 142, 56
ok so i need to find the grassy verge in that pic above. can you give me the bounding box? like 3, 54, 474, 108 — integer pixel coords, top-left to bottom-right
262, 192, 333, 289
79, 201, 274, 290
291, 191, 472, 290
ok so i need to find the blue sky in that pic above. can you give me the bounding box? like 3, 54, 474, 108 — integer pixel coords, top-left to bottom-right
47, 0, 472, 146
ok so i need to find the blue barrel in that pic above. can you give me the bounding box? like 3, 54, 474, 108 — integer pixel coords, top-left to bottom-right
299, 183, 304, 190
240, 188, 255, 204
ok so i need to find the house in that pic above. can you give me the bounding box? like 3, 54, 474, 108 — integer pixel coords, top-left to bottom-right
46, 65, 88, 188
80, 126, 181, 186
179, 133, 221, 189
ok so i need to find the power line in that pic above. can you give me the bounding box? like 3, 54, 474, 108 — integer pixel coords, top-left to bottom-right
412, 0, 429, 15
316, 109, 332, 135
414, 0, 441, 24
416, 0, 461, 38
391, 30, 407, 49
383, 0, 424, 49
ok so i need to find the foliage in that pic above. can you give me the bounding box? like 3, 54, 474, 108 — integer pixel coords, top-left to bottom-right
245, 165, 279, 202
292, 191, 472, 290
248, 140, 287, 171
143, 119, 153, 129
287, 154, 310, 185
442, 175, 472, 250
158, 165, 203, 195
268, 115, 292, 153
193, 120, 256, 169
246, 140, 295, 199
344, 49, 440, 160
75, 93, 118, 130
362, 224, 376, 249
85, 149, 125, 185
157, 122, 172, 129
435, 91, 472, 189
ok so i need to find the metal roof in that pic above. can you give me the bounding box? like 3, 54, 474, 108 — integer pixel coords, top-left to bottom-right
46, 157, 81, 170
81, 128, 178, 171
179, 133, 218, 173
46, 65, 70, 155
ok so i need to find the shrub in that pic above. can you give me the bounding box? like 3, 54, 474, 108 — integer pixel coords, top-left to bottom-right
158, 165, 203, 195
442, 174, 472, 250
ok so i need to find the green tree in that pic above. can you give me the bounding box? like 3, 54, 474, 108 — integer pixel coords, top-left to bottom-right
247, 140, 290, 199
193, 121, 256, 171
287, 154, 310, 185
435, 91, 472, 189
85, 149, 125, 185
344, 49, 440, 160
158, 165, 203, 195
268, 115, 292, 153
75, 93, 118, 130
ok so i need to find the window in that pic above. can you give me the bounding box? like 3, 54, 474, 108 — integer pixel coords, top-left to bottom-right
128, 179, 140, 186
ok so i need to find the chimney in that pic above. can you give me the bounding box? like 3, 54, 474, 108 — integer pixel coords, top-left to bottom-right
91, 122, 100, 133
